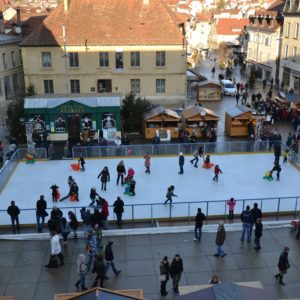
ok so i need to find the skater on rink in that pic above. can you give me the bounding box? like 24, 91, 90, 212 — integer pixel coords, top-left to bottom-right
190, 149, 199, 168
78, 155, 85, 171
178, 152, 185, 174
50, 184, 60, 202
89, 187, 99, 207
97, 166, 110, 191
164, 185, 177, 205
212, 165, 222, 182
271, 163, 282, 181
203, 155, 214, 169
144, 152, 151, 174
226, 197, 236, 223
116, 160, 126, 186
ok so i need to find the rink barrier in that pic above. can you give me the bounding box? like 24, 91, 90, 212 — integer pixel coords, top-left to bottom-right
0, 196, 299, 227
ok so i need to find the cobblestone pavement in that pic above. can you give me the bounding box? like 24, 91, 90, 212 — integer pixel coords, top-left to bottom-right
0, 227, 300, 300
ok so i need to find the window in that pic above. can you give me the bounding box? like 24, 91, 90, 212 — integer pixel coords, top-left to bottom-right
286, 23, 291, 37
19, 49, 22, 65
115, 52, 123, 69
156, 51, 165, 67
284, 45, 289, 58
294, 23, 299, 39
41, 52, 52, 68
131, 79, 140, 93
156, 79, 165, 93
69, 52, 79, 67
99, 52, 109, 67
12, 73, 18, 94
130, 52, 140, 67
4, 76, 10, 98
70, 79, 80, 93
0, 79, 2, 96
293, 46, 297, 57
2, 53, 7, 69
11, 51, 16, 67
44, 80, 54, 94
265, 37, 270, 46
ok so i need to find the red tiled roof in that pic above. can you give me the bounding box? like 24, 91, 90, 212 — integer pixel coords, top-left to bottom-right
266, 0, 285, 12
21, 0, 184, 47
196, 12, 213, 21
216, 18, 249, 35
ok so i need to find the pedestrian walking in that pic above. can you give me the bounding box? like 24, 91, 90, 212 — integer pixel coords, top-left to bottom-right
240, 205, 252, 243
36, 195, 48, 233
190, 149, 199, 168
170, 254, 183, 294
97, 166, 110, 191
50, 205, 63, 231
235, 92, 240, 105
75, 254, 88, 291
270, 77, 274, 89
159, 256, 170, 297
250, 202, 262, 236
86, 230, 97, 272
116, 160, 126, 186
274, 247, 290, 286
105, 241, 121, 276
236, 82, 241, 93
50, 184, 60, 202
45, 229, 64, 268
78, 154, 85, 171
254, 218, 263, 251
7, 200, 20, 234
60, 217, 70, 244
211, 66, 215, 76
194, 208, 206, 241
68, 211, 78, 239
80, 207, 92, 239
113, 196, 124, 227
164, 185, 177, 205
212, 165, 222, 182
214, 221, 227, 257
262, 79, 267, 89
226, 197, 236, 223
91, 253, 106, 288
178, 152, 185, 174
144, 152, 151, 174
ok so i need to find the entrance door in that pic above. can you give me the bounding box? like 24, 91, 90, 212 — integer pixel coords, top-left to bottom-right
67, 115, 80, 145
98, 80, 112, 93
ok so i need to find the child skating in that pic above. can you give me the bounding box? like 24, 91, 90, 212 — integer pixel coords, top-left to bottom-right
50, 184, 60, 202
144, 152, 151, 174
164, 185, 177, 205
212, 165, 222, 182
283, 149, 289, 164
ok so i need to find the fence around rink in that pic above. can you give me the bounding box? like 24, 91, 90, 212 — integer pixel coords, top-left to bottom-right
0, 196, 300, 227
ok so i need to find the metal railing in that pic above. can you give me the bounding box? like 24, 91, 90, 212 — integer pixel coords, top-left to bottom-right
72, 141, 274, 158
0, 196, 299, 227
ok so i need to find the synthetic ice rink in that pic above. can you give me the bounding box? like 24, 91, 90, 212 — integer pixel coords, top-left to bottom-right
0, 153, 299, 225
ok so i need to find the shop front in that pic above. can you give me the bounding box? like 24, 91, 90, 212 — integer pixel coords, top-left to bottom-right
24, 96, 121, 144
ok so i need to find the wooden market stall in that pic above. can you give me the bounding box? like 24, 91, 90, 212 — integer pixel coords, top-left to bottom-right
181, 105, 219, 138
196, 81, 222, 102
143, 106, 181, 140
225, 106, 255, 137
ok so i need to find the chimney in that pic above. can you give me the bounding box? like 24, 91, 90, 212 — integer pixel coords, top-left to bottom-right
16, 9, 21, 26
143, 0, 149, 5
64, 0, 71, 12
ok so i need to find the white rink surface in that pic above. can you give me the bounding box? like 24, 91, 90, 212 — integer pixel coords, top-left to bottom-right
0, 153, 300, 225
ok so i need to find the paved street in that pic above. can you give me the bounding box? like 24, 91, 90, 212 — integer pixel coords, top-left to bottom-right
0, 227, 300, 300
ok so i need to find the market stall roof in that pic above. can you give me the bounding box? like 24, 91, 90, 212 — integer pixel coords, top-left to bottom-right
177, 283, 276, 300
182, 105, 220, 120
144, 106, 180, 121
226, 106, 252, 118
286, 93, 300, 102
24, 96, 121, 109
188, 68, 207, 82
197, 80, 221, 87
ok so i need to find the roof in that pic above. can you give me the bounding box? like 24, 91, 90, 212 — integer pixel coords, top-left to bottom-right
266, 0, 285, 12
21, 15, 48, 39
197, 80, 221, 87
216, 18, 249, 35
144, 106, 180, 120
20, 0, 184, 47
226, 106, 253, 118
0, 34, 21, 44
196, 12, 212, 22
182, 105, 219, 119
24, 96, 121, 109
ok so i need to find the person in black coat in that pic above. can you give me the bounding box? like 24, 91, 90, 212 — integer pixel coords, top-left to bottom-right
113, 197, 124, 227
116, 160, 126, 186
7, 200, 20, 234
275, 247, 290, 285
97, 166, 110, 191
50, 205, 63, 232
250, 203, 262, 236
36, 195, 48, 233
92, 208, 105, 229
194, 208, 206, 242
254, 218, 263, 251
170, 254, 183, 294
68, 211, 78, 239
78, 155, 85, 171
105, 241, 121, 276
271, 163, 282, 181
178, 152, 184, 174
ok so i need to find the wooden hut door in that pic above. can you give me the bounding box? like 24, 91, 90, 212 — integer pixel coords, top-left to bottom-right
67, 115, 80, 145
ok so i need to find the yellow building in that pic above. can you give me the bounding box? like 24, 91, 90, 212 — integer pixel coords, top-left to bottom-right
20, 0, 186, 102
280, 0, 300, 93
0, 34, 24, 102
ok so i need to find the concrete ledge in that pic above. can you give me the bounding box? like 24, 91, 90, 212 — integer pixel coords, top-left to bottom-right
0, 220, 293, 241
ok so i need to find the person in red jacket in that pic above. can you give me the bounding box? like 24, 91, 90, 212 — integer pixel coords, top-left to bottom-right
99, 197, 109, 229
212, 165, 222, 182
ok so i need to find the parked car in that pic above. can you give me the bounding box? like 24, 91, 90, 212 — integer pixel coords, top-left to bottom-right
220, 79, 237, 96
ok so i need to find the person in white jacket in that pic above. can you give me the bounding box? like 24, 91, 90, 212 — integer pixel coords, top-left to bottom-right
45, 230, 64, 268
